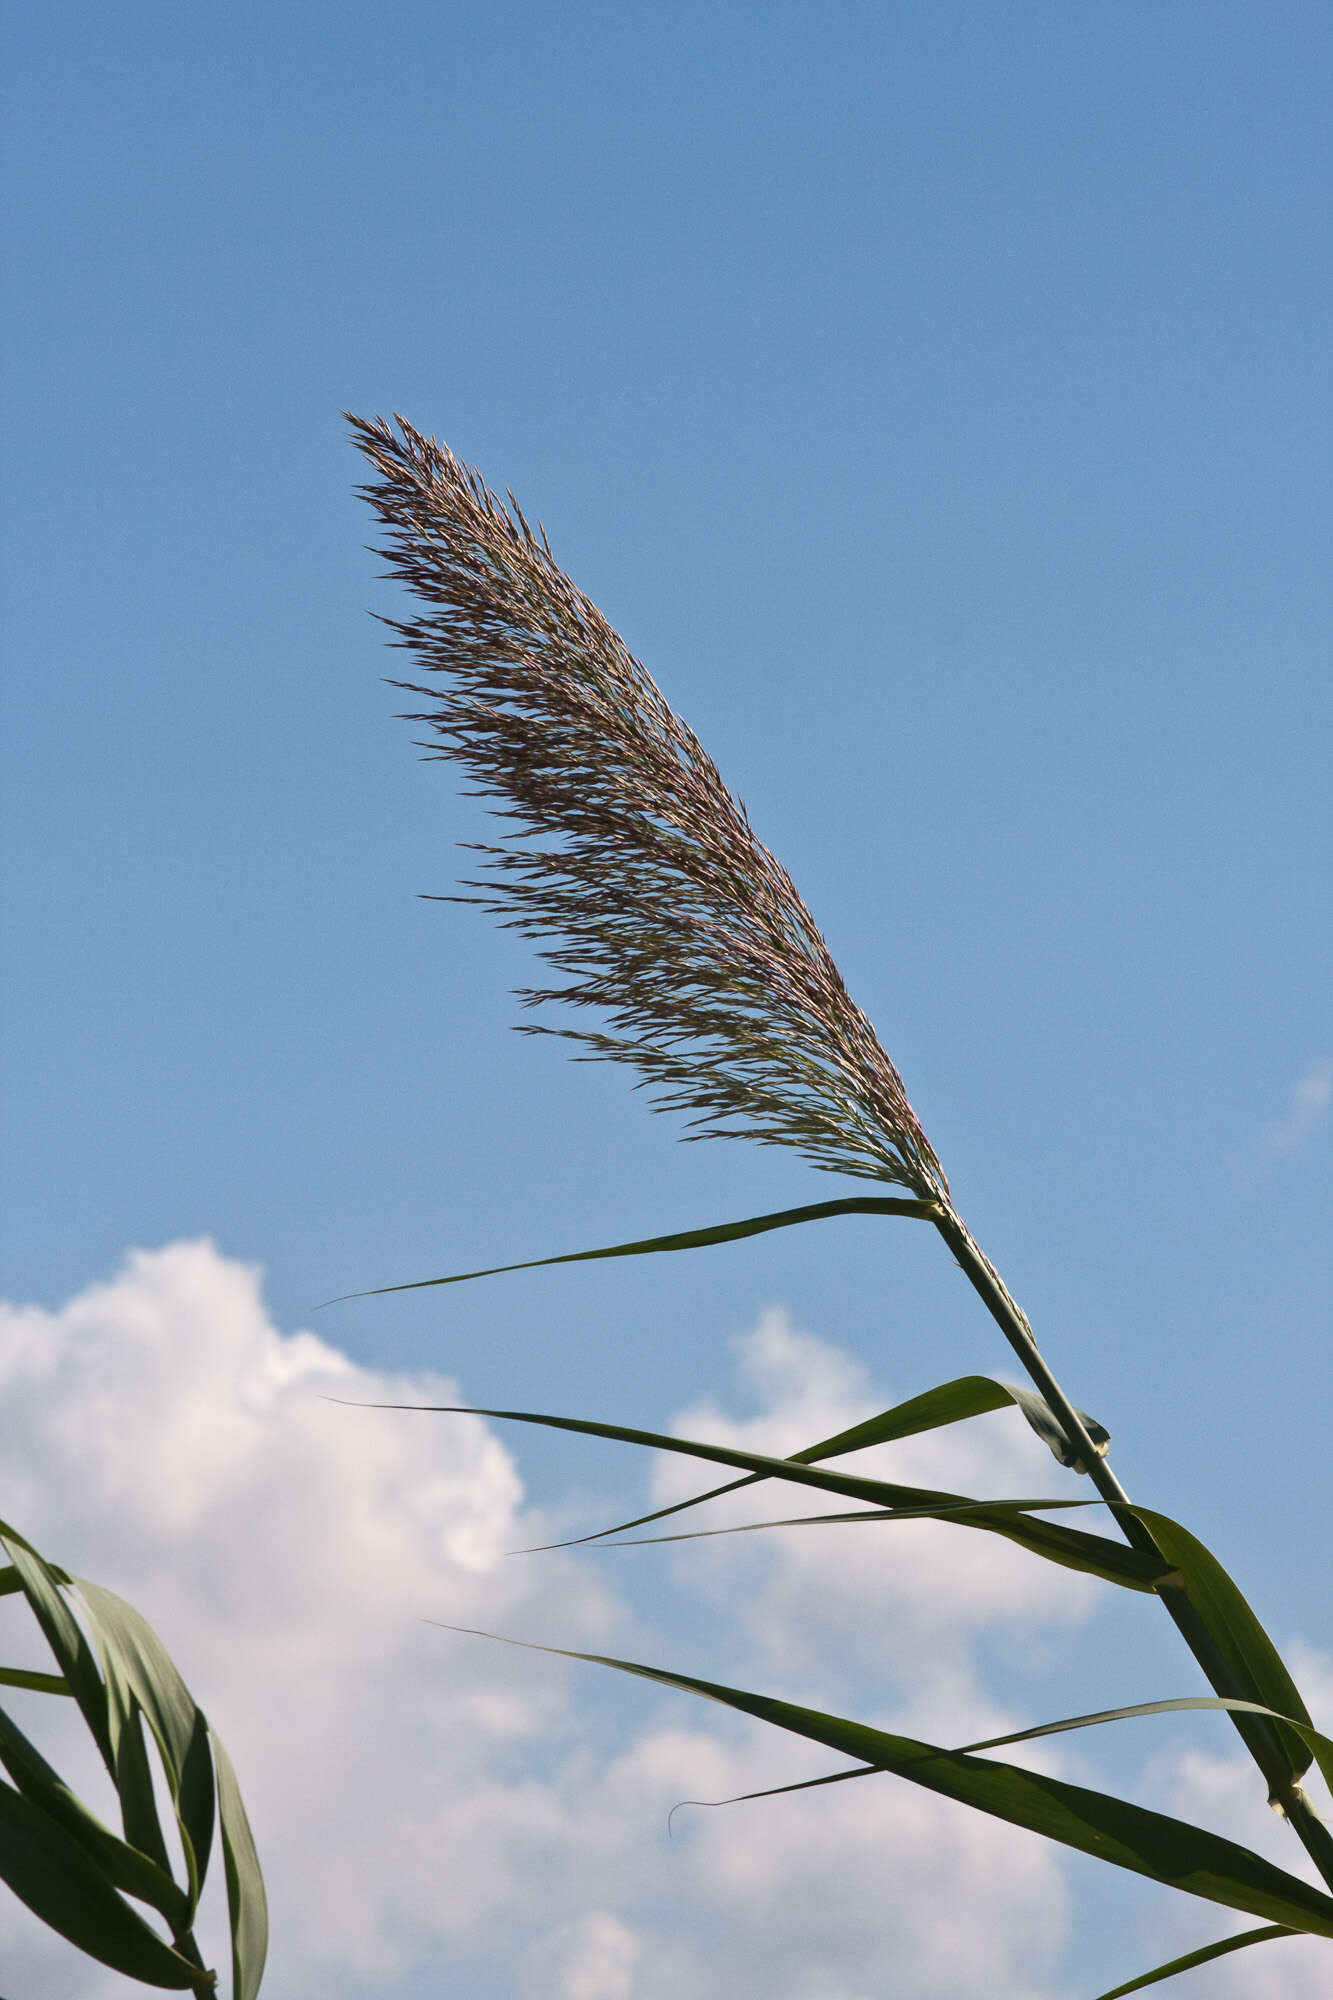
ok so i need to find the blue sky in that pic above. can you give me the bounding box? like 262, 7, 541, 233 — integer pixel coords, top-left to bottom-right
2, 6, 1330, 1997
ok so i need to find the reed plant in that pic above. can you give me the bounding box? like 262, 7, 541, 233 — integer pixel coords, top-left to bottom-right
346, 410, 1333, 1997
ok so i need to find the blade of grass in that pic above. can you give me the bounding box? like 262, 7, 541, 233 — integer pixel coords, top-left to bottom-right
0, 1667, 69, 1695
430, 1623, 1333, 1940
337, 1398, 1168, 1590
0, 1703, 191, 1930
534, 1371, 1111, 1551
1133, 1510, 1318, 1800
212, 1728, 268, 2000
318, 1195, 941, 1304
1092, 1925, 1294, 1998
0, 1781, 209, 1990
78, 1579, 218, 1915
0, 1526, 113, 1773
961, 1694, 1333, 1791
587, 1498, 1179, 1597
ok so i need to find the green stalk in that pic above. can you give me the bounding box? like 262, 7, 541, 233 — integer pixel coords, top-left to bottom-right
932, 1206, 1333, 1891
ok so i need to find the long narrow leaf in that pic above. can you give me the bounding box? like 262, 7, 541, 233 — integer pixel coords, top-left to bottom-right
1133, 1509, 1317, 1796
342, 1399, 1167, 1591
1092, 1925, 1294, 1998
320, 1195, 941, 1304
431, 1623, 1333, 1940
539, 1372, 1111, 1551
99, 1657, 175, 1880
674, 1698, 1328, 1844
0, 1526, 112, 1773
593, 1500, 1176, 1600
571, 1467, 1331, 1805
0, 1780, 208, 1990
961, 1694, 1333, 1790
671, 1701, 1333, 1827
0, 1667, 69, 1695
0, 1702, 191, 1929
78, 1578, 217, 1913
212, 1728, 268, 2000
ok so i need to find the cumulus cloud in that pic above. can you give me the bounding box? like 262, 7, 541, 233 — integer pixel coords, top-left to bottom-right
0, 1240, 626, 1997
10, 1245, 1316, 1999
1264, 1058, 1333, 1153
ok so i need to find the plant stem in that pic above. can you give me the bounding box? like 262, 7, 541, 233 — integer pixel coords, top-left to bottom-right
931, 1205, 1333, 1892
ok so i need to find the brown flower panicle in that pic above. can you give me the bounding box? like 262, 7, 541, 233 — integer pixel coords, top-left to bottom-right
347, 412, 947, 1200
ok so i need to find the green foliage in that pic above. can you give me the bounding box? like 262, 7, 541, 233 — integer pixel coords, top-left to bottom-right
0, 1521, 267, 1996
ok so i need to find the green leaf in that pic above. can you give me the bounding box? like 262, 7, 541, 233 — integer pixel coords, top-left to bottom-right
77, 1578, 218, 1914
553, 1372, 1111, 1552
0, 1666, 69, 1695
0, 1699, 191, 1930
668, 1688, 1333, 1851
1092, 1925, 1295, 1998
560, 1437, 1330, 1806
212, 1729, 268, 2000
961, 1694, 1333, 1790
1132, 1509, 1320, 1796
595, 1496, 1170, 1598
348, 1398, 1168, 1592
0, 1778, 211, 1989
433, 1623, 1333, 1941
320, 1195, 942, 1303
808, 1374, 1109, 1469
0, 1524, 113, 1773
104, 1661, 177, 1878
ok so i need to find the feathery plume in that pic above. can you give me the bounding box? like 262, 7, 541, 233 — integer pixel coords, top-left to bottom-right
347, 412, 947, 1199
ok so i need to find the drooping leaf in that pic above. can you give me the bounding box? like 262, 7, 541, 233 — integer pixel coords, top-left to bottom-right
0, 1524, 112, 1772
432, 1623, 1333, 1941
0, 1779, 210, 1990
724, 1372, 1108, 1472
320, 1195, 941, 1304
0, 1701, 190, 1930
212, 1729, 268, 2000
1092, 1925, 1294, 1998
97, 1645, 175, 1880
78, 1578, 217, 1913
346, 1398, 1167, 1590
1131, 1509, 1319, 1797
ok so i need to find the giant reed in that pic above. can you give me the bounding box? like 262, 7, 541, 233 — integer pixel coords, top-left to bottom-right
347, 411, 1333, 1997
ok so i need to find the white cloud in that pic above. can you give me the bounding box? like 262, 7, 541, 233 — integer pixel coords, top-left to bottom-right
0, 1240, 622, 1996
11, 1245, 1306, 1999
1264, 1059, 1333, 1153
527, 1912, 640, 2000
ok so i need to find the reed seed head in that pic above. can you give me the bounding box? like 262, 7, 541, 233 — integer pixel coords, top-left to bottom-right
347, 412, 948, 1200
